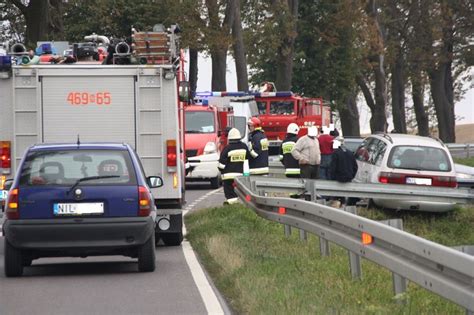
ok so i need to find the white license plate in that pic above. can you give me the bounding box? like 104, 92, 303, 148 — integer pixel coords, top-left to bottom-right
406, 177, 432, 185
0, 190, 7, 201
53, 203, 104, 216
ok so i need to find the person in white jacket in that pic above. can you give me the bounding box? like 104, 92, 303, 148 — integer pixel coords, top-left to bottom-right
291, 126, 321, 179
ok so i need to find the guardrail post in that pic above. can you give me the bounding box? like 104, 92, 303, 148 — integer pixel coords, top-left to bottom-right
467, 144, 470, 159
316, 199, 330, 255
344, 206, 362, 279
379, 219, 407, 298
299, 229, 307, 241
284, 225, 292, 237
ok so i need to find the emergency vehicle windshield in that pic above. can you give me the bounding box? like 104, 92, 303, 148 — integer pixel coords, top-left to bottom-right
185, 111, 215, 133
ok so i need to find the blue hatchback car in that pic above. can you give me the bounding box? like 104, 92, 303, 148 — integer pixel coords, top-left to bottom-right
3, 143, 162, 277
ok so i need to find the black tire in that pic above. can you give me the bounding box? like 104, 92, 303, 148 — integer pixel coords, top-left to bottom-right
138, 234, 156, 272
161, 232, 183, 246
210, 176, 221, 189
4, 239, 24, 277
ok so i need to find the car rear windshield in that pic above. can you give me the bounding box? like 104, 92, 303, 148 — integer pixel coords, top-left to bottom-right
19, 149, 137, 186
388, 146, 452, 172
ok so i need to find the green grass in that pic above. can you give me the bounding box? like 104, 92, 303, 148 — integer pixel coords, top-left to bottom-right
185, 204, 473, 314
454, 157, 474, 167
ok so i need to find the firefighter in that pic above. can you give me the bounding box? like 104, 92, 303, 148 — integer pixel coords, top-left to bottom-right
279, 123, 300, 177
218, 128, 250, 205
247, 117, 269, 175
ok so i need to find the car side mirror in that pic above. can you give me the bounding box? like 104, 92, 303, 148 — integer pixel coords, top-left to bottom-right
178, 81, 190, 103
4, 179, 13, 191
147, 176, 163, 188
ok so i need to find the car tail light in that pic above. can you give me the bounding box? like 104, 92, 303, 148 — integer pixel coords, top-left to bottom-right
167, 139, 177, 167
6, 188, 19, 220
378, 172, 405, 184
432, 176, 457, 188
138, 186, 152, 216
1, 141, 11, 171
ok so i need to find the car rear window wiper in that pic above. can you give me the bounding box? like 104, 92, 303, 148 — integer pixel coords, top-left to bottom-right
67, 175, 120, 195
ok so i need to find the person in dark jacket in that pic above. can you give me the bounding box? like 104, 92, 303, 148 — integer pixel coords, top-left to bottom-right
330, 137, 359, 207
318, 127, 334, 180
247, 117, 269, 175
279, 123, 300, 177
218, 128, 250, 205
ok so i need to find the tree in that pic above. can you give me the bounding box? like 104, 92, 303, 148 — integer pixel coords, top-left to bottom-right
232, 0, 249, 91
8, 0, 64, 47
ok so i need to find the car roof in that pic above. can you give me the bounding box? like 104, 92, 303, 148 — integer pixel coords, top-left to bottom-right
368, 133, 446, 148
29, 142, 130, 151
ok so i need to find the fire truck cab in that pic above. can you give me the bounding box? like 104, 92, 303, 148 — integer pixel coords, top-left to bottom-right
253, 92, 331, 148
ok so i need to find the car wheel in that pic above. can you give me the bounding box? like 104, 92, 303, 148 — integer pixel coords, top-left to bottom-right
5, 239, 24, 277
161, 232, 183, 246
210, 176, 221, 189
138, 234, 156, 272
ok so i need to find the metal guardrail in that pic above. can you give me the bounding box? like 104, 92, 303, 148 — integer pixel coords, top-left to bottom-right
446, 143, 473, 158
266, 164, 473, 205
234, 176, 474, 314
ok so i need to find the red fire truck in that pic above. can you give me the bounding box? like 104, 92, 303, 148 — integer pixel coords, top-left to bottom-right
252, 91, 332, 148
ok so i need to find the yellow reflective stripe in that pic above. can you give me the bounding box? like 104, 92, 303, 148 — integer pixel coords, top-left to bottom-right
282, 142, 295, 154
250, 167, 269, 174
222, 173, 242, 180
260, 139, 269, 151
285, 168, 300, 175
227, 149, 247, 157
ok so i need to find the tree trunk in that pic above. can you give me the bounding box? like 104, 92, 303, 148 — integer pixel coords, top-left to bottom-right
231, 0, 248, 91
429, 63, 455, 142
189, 48, 198, 95
390, 52, 406, 133
411, 70, 429, 136
339, 93, 361, 137
356, 74, 386, 133
211, 49, 228, 91
10, 0, 64, 47
274, 0, 298, 91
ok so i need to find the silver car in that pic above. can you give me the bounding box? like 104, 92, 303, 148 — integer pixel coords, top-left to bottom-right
353, 134, 458, 212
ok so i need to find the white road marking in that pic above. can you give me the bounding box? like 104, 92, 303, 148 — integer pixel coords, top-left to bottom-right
182, 187, 224, 314
182, 241, 224, 315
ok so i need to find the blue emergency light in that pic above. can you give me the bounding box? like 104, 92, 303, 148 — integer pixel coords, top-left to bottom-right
0, 55, 12, 71
35, 43, 57, 55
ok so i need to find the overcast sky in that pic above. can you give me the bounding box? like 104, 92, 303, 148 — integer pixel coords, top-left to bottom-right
195, 54, 473, 134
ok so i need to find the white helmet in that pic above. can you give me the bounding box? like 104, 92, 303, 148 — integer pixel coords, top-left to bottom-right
287, 123, 299, 135
307, 126, 318, 137
228, 128, 242, 140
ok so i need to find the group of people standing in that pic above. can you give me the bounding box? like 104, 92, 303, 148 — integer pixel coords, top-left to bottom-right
218, 117, 358, 205
280, 124, 358, 184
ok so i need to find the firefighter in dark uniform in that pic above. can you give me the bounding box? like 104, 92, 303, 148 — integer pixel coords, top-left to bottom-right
279, 123, 300, 177
247, 117, 269, 175
218, 128, 250, 205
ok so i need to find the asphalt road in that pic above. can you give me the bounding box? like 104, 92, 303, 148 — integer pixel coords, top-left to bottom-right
0, 183, 228, 315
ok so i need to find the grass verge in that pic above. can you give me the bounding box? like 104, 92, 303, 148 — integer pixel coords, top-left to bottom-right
454, 157, 474, 167
185, 204, 473, 314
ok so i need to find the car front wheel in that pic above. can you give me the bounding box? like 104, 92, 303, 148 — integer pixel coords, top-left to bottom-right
138, 233, 156, 272
5, 239, 24, 277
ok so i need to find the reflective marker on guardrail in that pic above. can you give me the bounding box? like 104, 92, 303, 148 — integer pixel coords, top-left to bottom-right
245, 195, 252, 202
362, 232, 373, 245
278, 207, 286, 214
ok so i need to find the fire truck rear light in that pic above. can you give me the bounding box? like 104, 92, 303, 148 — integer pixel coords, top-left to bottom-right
0, 141, 11, 170
6, 188, 19, 219
166, 139, 177, 167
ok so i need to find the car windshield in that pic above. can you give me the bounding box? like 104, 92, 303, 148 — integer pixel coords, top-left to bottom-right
388, 146, 451, 172
19, 149, 137, 186
185, 111, 215, 133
